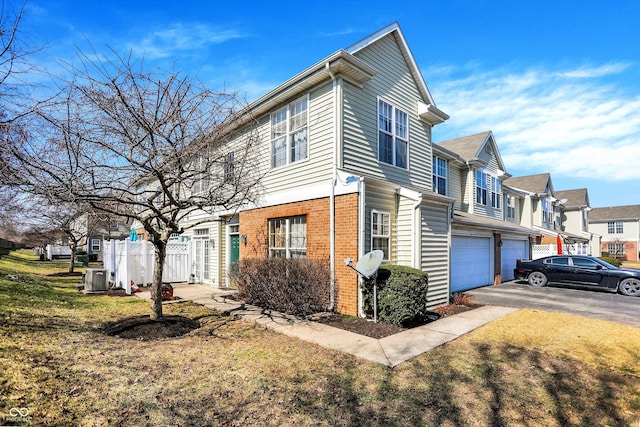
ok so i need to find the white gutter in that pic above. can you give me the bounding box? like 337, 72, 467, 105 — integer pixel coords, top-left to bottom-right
326, 62, 337, 311
358, 177, 366, 317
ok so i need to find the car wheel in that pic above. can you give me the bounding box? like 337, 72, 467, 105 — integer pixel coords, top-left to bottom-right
618, 278, 640, 296
528, 272, 548, 287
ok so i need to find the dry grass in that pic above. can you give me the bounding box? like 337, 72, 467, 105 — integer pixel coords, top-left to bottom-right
1, 250, 639, 426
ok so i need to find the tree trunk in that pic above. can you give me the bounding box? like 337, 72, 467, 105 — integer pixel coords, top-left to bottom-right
68, 246, 76, 274
150, 239, 167, 320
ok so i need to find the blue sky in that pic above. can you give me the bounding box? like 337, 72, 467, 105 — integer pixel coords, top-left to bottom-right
18, 0, 640, 207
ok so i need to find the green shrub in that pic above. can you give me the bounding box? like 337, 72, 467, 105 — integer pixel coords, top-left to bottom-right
237, 258, 331, 316
363, 265, 429, 327
599, 256, 622, 267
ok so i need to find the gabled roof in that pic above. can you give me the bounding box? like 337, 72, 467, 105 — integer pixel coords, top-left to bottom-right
555, 188, 590, 208
504, 173, 553, 195
589, 205, 640, 222
348, 23, 434, 107
435, 131, 507, 173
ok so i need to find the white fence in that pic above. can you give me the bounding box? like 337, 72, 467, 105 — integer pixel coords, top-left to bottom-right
532, 243, 589, 260
103, 239, 190, 294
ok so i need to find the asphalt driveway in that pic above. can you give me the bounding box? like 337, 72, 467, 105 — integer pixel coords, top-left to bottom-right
468, 281, 640, 328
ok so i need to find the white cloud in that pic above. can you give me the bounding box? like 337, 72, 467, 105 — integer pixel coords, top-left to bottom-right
128, 23, 248, 60
429, 62, 640, 182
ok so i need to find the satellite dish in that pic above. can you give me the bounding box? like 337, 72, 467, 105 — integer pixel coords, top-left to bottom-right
558, 198, 568, 205
347, 250, 384, 279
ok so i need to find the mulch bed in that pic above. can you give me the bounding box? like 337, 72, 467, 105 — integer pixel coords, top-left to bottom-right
102, 315, 200, 340
314, 303, 482, 339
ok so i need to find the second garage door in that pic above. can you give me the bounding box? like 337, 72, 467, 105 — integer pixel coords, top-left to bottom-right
500, 239, 529, 281
451, 236, 492, 292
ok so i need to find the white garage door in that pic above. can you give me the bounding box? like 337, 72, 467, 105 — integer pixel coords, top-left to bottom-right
451, 236, 492, 292
500, 239, 529, 281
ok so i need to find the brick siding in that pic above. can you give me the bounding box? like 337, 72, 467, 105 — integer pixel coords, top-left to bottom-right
239, 193, 360, 315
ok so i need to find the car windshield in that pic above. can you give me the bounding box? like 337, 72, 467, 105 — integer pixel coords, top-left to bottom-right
593, 258, 617, 269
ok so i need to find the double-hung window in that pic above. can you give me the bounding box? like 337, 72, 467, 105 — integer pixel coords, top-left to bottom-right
271, 96, 308, 169
378, 99, 408, 169
371, 210, 390, 261
607, 221, 623, 234
608, 243, 624, 256
269, 215, 307, 258
432, 156, 447, 195
542, 199, 552, 224
491, 177, 501, 209
90, 239, 100, 252
475, 170, 488, 205
506, 194, 516, 220
224, 151, 235, 183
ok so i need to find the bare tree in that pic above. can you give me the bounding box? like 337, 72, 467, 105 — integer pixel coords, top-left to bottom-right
6, 50, 263, 319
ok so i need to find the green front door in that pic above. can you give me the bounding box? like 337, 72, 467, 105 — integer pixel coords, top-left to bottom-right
230, 234, 240, 264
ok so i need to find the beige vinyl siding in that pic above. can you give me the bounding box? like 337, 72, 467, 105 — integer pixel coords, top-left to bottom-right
364, 182, 397, 261
396, 195, 415, 266
259, 82, 335, 194
447, 162, 464, 211
342, 33, 433, 190
420, 201, 450, 307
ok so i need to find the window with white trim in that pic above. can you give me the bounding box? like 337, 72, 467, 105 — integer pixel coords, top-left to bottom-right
224, 151, 235, 183
608, 243, 624, 256
475, 170, 488, 205
378, 99, 408, 169
506, 194, 516, 220
607, 221, 623, 234
193, 155, 208, 195
90, 239, 100, 252
371, 210, 390, 261
542, 199, 552, 224
491, 176, 501, 209
269, 215, 307, 258
432, 155, 447, 195
271, 96, 308, 168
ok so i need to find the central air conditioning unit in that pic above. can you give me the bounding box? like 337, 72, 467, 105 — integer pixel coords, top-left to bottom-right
84, 268, 108, 292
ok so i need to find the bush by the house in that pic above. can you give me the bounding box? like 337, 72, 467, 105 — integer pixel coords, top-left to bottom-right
599, 256, 622, 267
237, 258, 331, 316
362, 265, 429, 327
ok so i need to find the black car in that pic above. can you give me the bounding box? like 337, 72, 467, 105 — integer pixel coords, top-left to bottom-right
514, 255, 640, 296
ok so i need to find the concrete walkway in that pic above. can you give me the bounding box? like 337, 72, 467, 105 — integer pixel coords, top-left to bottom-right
136, 284, 517, 367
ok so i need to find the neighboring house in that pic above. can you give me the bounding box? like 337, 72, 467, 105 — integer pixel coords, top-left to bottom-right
179, 23, 455, 316
434, 131, 538, 289
73, 212, 130, 261
589, 205, 640, 261
503, 173, 564, 242
554, 188, 601, 256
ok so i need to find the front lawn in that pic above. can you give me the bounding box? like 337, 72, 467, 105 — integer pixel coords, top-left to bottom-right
1, 250, 639, 426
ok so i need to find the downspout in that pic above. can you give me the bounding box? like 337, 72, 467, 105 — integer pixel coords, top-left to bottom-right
358, 177, 366, 317
326, 62, 337, 311
412, 197, 422, 269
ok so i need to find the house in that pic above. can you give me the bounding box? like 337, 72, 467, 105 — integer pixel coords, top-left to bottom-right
502, 173, 563, 243
73, 212, 130, 261
554, 188, 600, 256
589, 205, 640, 261
179, 23, 455, 316
434, 131, 538, 288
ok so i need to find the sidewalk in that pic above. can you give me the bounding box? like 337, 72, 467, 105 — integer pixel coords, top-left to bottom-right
136, 283, 518, 367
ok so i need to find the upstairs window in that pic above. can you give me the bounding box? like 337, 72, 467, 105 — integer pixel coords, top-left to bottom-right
491, 177, 501, 209
432, 156, 447, 196
269, 215, 307, 258
542, 199, 552, 224
271, 96, 308, 169
475, 170, 488, 205
378, 99, 408, 169
371, 210, 390, 261
607, 221, 623, 234
506, 194, 516, 220
224, 151, 235, 183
